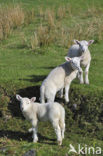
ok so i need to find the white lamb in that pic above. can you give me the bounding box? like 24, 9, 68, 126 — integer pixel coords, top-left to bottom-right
67, 39, 94, 84
40, 56, 83, 103
16, 94, 65, 145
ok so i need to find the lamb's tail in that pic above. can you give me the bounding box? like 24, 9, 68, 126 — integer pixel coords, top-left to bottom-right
59, 108, 65, 139
40, 85, 45, 103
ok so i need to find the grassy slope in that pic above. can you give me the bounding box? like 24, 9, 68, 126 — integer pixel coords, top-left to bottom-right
0, 0, 103, 156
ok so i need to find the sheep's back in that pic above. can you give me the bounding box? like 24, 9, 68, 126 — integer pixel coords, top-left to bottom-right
47, 102, 65, 121
42, 65, 66, 91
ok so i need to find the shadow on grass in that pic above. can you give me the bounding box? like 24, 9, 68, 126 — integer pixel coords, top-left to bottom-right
0, 130, 32, 142
8, 74, 46, 117
7, 43, 29, 50
38, 133, 56, 145
0, 111, 3, 117
8, 85, 40, 118
39, 66, 54, 70
19, 75, 46, 83
0, 130, 56, 144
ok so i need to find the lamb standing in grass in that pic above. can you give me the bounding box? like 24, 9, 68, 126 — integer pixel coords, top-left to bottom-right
16, 95, 65, 145
67, 40, 94, 84
40, 56, 83, 103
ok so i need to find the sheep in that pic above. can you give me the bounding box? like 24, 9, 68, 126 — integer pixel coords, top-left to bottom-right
16, 94, 65, 145
40, 56, 83, 103
67, 40, 94, 84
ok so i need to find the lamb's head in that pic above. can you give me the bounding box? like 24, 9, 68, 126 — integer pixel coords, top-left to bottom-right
74, 39, 94, 53
16, 94, 36, 112
65, 56, 83, 72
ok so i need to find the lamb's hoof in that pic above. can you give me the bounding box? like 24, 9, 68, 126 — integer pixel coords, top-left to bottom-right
65, 98, 69, 103
65, 100, 69, 104
85, 81, 89, 85
62, 135, 64, 139
28, 128, 33, 133
58, 140, 62, 146
33, 137, 38, 143
80, 81, 84, 84
33, 140, 38, 143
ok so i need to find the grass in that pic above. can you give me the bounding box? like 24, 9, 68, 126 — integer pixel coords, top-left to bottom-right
0, 0, 103, 155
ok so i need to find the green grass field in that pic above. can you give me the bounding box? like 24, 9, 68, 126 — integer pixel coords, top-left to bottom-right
0, 0, 103, 155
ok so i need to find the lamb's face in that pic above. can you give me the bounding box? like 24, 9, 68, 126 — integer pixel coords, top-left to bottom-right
20, 98, 31, 112
65, 56, 82, 72
74, 39, 94, 53
16, 95, 36, 112
78, 41, 88, 53
70, 57, 81, 71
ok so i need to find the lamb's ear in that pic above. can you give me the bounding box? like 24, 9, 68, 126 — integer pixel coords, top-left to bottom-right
65, 56, 71, 62
16, 94, 22, 101
30, 97, 36, 102
74, 39, 80, 45
88, 40, 94, 46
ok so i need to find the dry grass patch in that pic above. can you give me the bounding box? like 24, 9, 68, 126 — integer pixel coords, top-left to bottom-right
45, 9, 56, 28
27, 14, 103, 50
0, 4, 35, 41
0, 5, 25, 40
21, 5, 103, 51
57, 6, 66, 20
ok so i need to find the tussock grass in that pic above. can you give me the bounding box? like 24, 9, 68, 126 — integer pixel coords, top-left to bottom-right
57, 6, 67, 20
23, 24, 57, 50
45, 9, 55, 28
23, 5, 103, 51
86, 4, 103, 17
30, 32, 39, 50
0, 4, 35, 41
1, 4, 103, 49
25, 9, 35, 25
0, 5, 25, 40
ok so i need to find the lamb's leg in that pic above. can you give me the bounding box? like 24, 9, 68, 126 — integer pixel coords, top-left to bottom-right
59, 113, 65, 139
32, 127, 38, 143
52, 120, 62, 145
85, 62, 90, 84
47, 92, 56, 103
32, 121, 38, 143
64, 85, 70, 103
78, 68, 84, 84
40, 86, 45, 103
61, 123, 65, 139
